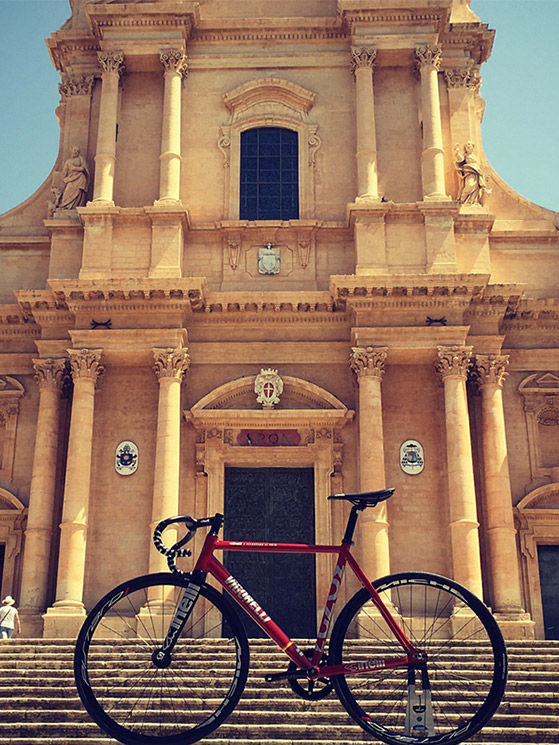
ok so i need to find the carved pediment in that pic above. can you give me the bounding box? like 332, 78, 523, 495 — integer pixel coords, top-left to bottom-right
519, 372, 559, 396
517, 486, 559, 511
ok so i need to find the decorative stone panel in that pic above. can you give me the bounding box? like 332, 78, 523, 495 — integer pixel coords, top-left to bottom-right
0, 377, 25, 481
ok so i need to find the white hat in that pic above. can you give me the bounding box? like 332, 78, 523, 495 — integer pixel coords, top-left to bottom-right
1, 596, 15, 605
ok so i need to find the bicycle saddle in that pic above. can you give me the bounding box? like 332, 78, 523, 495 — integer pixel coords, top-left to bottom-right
328, 487, 395, 506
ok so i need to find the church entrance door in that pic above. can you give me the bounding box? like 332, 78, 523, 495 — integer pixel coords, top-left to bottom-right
538, 545, 559, 640
224, 467, 316, 638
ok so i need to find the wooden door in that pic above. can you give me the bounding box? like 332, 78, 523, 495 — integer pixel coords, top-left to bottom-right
538, 545, 559, 639
224, 467, 316, 638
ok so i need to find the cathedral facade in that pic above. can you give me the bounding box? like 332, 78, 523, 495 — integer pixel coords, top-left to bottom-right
0, 0, 558, 640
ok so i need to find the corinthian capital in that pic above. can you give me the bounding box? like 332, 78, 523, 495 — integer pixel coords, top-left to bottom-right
349, 347, 387, 380
434, 345, 472, 380
471, 354, 509, 389
415, 44, 442, 72
160, 49, 189, 78
443, 68, 482, 91
350, 47, 377, 75
98, 51, 125, 76
58, 75, 95, 98
153, 348, 191, 381
33, 359, 67, 390
67, 349, 104, 383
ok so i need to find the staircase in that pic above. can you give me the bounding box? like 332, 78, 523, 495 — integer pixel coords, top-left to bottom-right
0, 639, 558, 744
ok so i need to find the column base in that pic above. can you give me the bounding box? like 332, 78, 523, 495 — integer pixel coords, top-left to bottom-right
493, 611, 535, 641
43, 603, 87, 639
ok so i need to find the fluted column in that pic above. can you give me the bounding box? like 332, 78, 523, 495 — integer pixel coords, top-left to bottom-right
351, 48, 380, 201
349, 347, 390, 580
92, 52, 125, 204
415, 45, 447, 199
51, 350, 104, 613
150, 348, 190, 573
472, 355, 524, 613
19, 360, 67, 624
435, 346, 483, 597
157, 50, 188, 204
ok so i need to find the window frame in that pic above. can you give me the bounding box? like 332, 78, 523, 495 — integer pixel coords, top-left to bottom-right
219, 78, 321, 221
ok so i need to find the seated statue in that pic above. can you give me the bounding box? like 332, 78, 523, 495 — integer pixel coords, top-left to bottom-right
454, 141, 491, 206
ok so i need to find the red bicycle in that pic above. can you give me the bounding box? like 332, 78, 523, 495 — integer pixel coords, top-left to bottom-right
74, 488, 507, 745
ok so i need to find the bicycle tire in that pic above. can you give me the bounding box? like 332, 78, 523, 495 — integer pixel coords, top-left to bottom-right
329, 571, 507, 745
74, 572, 249, 745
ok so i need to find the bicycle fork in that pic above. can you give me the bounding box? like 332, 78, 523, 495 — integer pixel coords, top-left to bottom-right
152, 571, 205, 668
405, 664, 435, 737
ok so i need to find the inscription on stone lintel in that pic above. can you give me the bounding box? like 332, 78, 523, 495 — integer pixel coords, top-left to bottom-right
237, 430, 301, 447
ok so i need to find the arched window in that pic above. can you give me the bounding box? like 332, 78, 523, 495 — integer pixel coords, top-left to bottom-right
240, 127, 299, 220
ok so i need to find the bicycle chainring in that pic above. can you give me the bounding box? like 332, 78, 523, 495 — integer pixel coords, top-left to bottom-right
287, 649, 333, 701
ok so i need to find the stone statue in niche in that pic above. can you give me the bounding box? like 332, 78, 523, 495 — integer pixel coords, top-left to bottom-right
454, 141, 491, 206
58, 146, 90, 209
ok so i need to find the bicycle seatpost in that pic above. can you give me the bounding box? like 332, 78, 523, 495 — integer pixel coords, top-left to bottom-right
342, 503, 365, 545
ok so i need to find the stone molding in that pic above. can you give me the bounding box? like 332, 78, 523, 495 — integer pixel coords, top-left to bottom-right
153, 347, 190, 381
415, 44, 442, 71
98, 51, 125, 76
0, 488, 26, 603
471, 354, 509, 389
159, 49, 188, 78
58, 75, 95, 98
67, 349, 104, 383
350, 47, 377, 75
518, 372, 559, 484
434, 345, 473, 379
33, 359, 67, 391
349, 346, 387, 380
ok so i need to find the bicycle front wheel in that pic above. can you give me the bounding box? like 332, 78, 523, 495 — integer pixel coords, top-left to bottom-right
329, 572, 507, 745
74, 573, 249, 745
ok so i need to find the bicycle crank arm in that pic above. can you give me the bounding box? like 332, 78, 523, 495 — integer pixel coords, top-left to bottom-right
264, 667, 318, 683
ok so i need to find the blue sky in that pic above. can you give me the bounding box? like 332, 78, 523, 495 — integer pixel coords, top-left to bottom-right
0, 0, 557, 215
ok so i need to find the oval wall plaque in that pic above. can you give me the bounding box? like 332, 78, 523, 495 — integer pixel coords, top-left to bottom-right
399, 440, 424, 475
115, 440, 139, 476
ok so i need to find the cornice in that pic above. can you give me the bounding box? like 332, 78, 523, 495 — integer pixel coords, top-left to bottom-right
338, 0, 452, 35
86, 2, 200, 42
194, 17, 344, 44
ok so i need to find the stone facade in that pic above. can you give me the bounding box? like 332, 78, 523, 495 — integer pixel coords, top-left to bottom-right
0, 0, 557, 639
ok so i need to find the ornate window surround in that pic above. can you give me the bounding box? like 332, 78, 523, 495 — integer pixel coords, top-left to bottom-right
515, 485, 559, 638
184, 374, 354, 631
219, 78, 321, 220
518, 372, 559, 483
0, 488, 26, 602
0, 376, 25, 481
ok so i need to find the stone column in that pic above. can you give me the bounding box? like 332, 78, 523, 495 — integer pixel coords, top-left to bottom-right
349, 347, 390, 580
351, 48, 380, 201
150, 348, 190, 574
45, 350, 104, 633
415, 45, 447, 199
19, 359, 66, 633
92, 52, 125, 204
435, 346, 483, 597
472, 355, 524, 613
157, 50, 188, 204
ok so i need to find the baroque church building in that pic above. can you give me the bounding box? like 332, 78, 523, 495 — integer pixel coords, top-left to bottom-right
0, 0, 558, 640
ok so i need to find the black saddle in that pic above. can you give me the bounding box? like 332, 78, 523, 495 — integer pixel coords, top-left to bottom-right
328, 487, 395, 507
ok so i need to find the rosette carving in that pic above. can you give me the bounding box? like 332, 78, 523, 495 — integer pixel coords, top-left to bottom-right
67, 349, 104, 383
349, 347, 388, 380
33, 359, 67, 390
153, 348, 191, 381
434, 345, 473, 380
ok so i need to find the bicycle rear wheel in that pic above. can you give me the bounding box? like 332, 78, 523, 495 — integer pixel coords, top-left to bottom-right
329, 572, 507, 745
74, 573, 249, 745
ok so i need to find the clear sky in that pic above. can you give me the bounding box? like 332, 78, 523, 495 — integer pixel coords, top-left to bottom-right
0, 0, 557, 215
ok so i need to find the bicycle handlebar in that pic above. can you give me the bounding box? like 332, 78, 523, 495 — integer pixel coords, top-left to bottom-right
153, 515, 198, 575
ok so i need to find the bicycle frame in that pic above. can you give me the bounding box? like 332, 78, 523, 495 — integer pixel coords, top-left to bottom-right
190, 531, 424, 680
